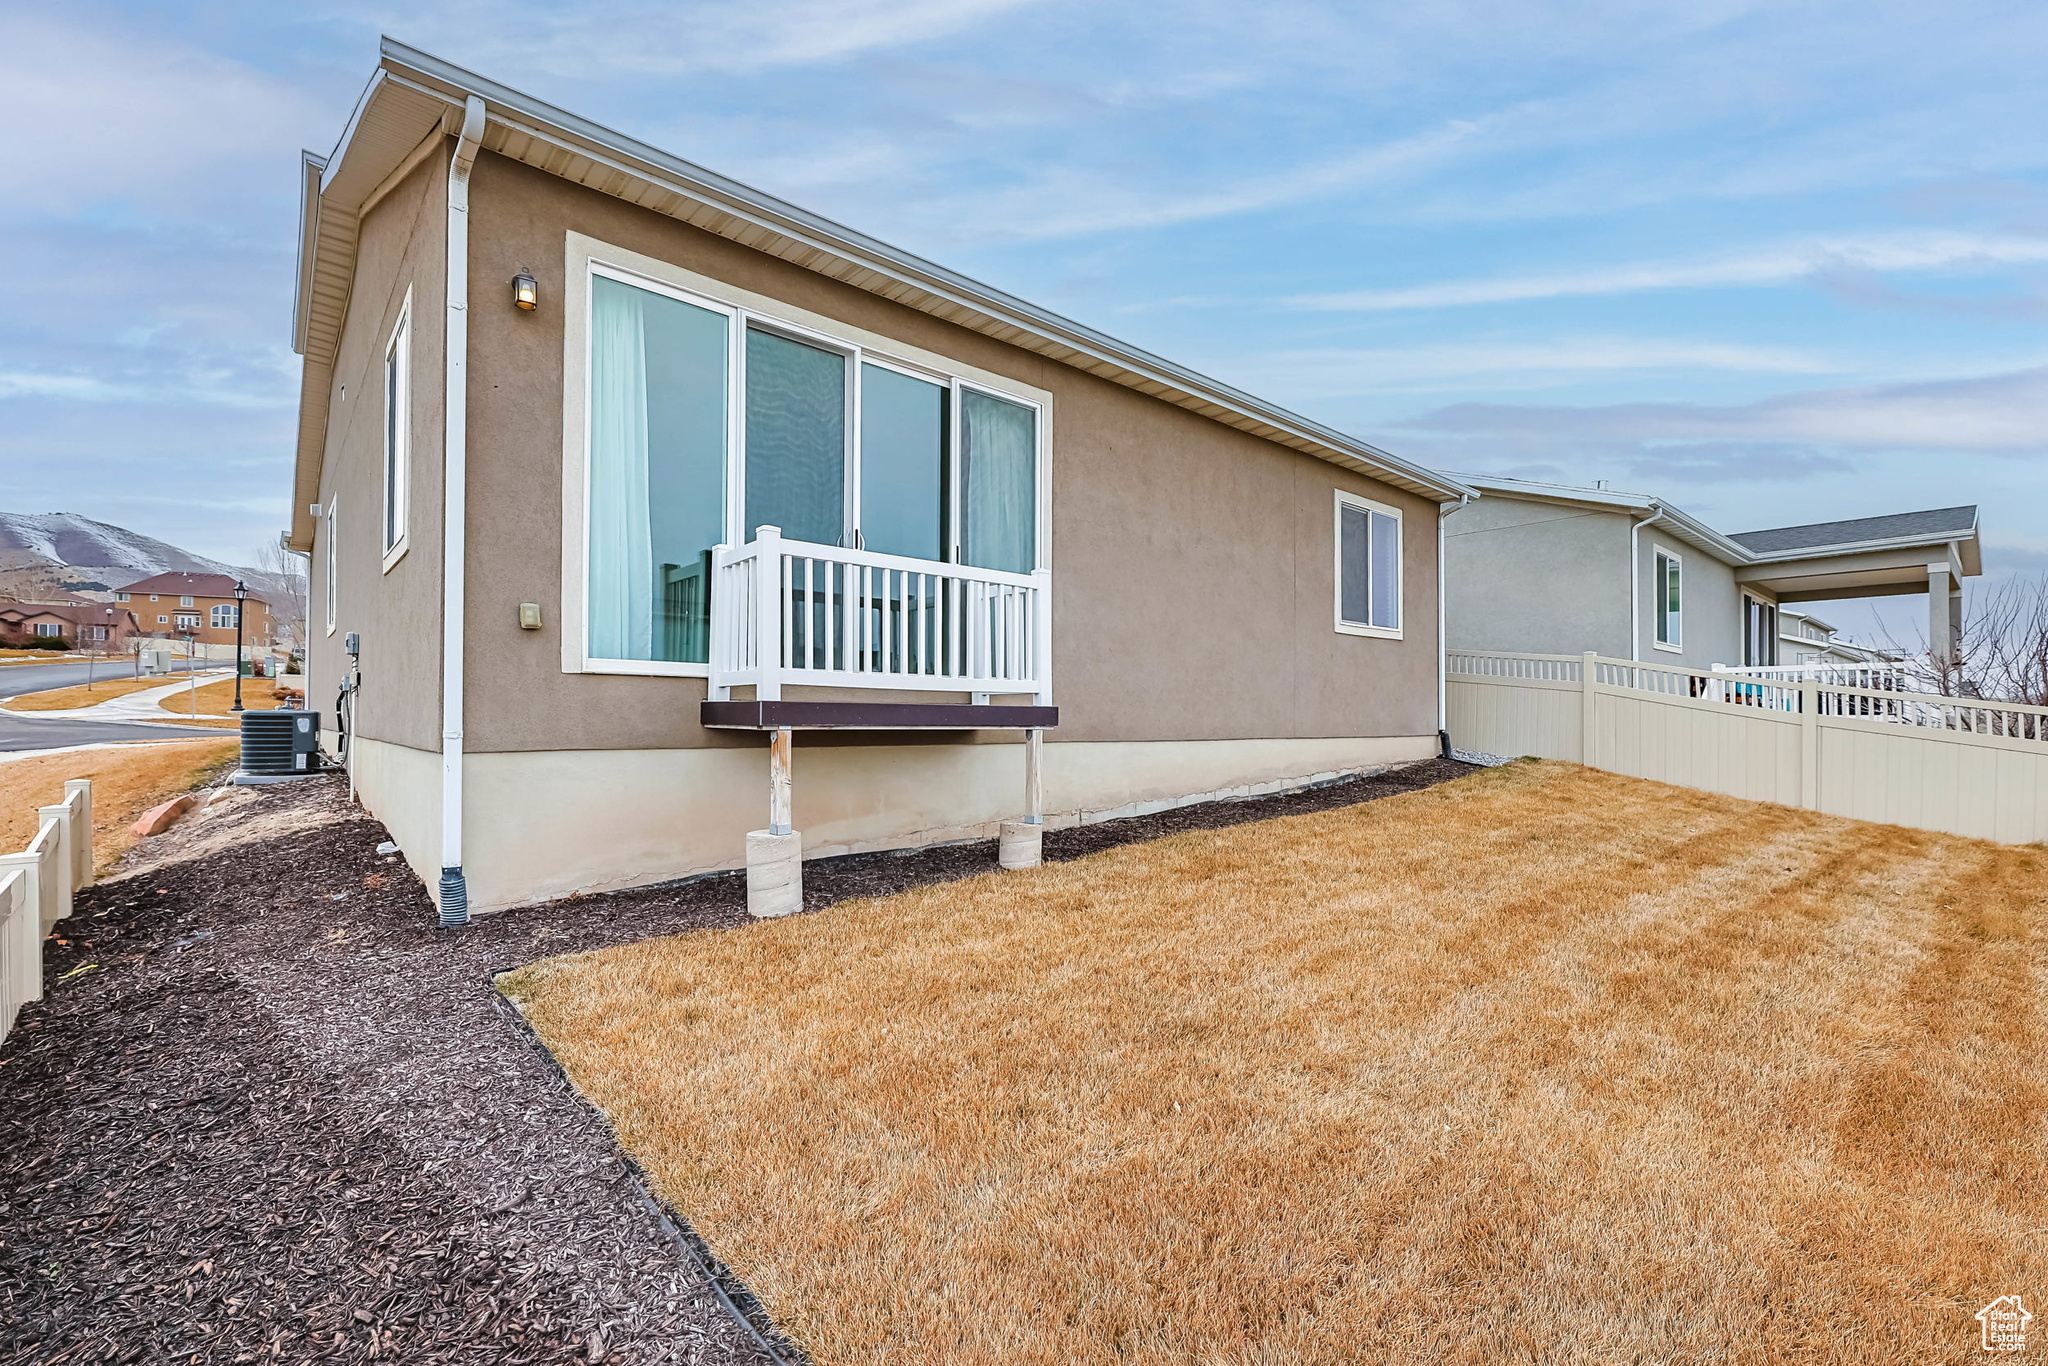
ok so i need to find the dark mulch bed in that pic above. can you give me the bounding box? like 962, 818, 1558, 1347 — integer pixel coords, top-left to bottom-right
0, 755, 1472, 1365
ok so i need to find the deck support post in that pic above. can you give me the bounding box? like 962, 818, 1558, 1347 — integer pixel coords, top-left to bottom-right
999, 727, 1045, 870
747, 727, 802, 917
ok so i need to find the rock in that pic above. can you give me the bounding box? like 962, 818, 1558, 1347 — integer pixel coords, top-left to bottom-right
131, 794, 197, 837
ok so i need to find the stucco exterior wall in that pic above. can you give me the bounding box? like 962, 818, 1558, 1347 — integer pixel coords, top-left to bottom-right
1443, 496, 1632, 658
358, 731, 1435, 913
456, 150, 1441, 754
307, 150, 449, 754
1636, 530, 1748, 670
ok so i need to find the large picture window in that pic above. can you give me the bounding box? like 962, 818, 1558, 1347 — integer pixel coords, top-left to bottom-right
577, 261, 1044, 675
587, 272, 729, 664
1335, 490, 1401, 638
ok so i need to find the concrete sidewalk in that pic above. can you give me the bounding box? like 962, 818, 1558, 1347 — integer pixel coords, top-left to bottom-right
0, 671, 238, 722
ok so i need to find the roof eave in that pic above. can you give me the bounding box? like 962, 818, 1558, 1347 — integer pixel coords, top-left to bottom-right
357, 39, 1472, 502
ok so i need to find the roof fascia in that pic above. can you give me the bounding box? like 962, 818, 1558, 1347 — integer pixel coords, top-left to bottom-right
368, 39, 1473, 502
1452, 475, 1656, 515
291, 150, 328, 355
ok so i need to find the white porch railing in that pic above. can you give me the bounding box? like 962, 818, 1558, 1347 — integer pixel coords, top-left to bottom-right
710, 526, 1051, 703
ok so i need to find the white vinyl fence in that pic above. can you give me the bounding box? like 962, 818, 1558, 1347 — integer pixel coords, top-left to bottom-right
0, 778, 92, 1044
1447, 652, 2048, 845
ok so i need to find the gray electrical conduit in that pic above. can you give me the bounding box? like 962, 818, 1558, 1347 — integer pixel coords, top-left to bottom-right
486, 984, 803, 1365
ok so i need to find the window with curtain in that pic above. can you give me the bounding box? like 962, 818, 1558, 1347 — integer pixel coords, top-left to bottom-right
745, 329, 846, 547
1655, 549, 1682, 647
1335, 492, 1401, 635
959, 388, 1037, 573
587, 272, 729, 664
579, 262, 1048, 673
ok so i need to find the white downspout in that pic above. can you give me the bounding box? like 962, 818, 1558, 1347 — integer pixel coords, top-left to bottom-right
1629, 505, 1666, 663
439, 95, 485, 928
1438, 493, 1472, 752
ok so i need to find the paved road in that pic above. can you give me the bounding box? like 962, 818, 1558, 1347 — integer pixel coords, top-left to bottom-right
0, 660, 230, 753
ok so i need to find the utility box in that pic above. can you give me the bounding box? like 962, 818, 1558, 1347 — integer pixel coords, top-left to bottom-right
240, 709, 321, 776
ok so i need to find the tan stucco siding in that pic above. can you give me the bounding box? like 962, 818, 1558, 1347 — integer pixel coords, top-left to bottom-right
307, 149, 449, 753
453, 150, 1436, 754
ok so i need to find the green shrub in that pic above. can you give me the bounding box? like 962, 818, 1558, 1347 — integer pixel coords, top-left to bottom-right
31, 637, 72, 652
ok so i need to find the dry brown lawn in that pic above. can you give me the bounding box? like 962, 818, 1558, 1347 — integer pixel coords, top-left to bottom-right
503, 761, 2048, 1365
1, 674, 165, 711
0, 739, 237, 872
157, 676, 286, 727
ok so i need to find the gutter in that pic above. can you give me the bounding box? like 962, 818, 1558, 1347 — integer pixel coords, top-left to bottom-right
1438, 493, 1473, 752
439, 94, 485, 927
1629, 505, 1666, 662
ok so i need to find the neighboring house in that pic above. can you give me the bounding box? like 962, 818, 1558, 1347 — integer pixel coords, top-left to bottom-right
1443, 474, 1980, 670
286, 42, 1478, 919
1777, 609, 1895, 669
0, 600, 139, 648
115, 572, 273, 648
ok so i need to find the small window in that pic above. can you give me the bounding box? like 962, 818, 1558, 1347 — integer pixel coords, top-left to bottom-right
115, 592, 129, 603
32, 622, 63, 637
157, 615, 169, 625
1335, 490, 1401, 637
325, 502, 338, 634
149, 594, 159, 602
383, 302, 411, 558
1654, 548, 1682, 649
179, 595, 193, 608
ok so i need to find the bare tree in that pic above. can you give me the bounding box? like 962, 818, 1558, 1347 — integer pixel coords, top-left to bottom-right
256, 538, 311, 656
1881, 573, 2048, 706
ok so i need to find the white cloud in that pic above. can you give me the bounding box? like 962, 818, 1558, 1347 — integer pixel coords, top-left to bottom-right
0, 14, 325, 216
1218, 337, 1839, 400
1394, 365, 2048, 455
1292, 232, 2048, 312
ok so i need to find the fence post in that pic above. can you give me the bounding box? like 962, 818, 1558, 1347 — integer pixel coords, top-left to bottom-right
1799, 681, 1818, 810
64, 779, 92, 890
0, 854, 41, 998
35, 808, 72, 922
1581, 651, 1599, 768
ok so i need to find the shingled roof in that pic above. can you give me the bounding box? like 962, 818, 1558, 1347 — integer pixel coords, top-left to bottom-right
1727, 506, 1978, 557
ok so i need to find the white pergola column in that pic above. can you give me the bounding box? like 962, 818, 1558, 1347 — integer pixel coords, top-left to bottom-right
1928, 561, 1954, 666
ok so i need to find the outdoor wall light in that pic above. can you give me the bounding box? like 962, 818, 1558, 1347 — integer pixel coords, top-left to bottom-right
511, 268, 540, 311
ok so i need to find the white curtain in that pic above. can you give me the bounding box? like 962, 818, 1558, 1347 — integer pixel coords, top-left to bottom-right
588, 279, 653, 660
961, 390, 1036, 574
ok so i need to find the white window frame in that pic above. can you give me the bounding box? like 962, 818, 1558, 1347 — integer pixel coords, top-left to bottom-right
1333, 490, 1403, 640
157, 615, 169, 625
211, 604, 239, 630
1652, 545, 1682, 652
32, 622, 63, 638
179, 595, 194, 608
381, 292, 412, 570
562, 240, 1052, 678
324, 501, 338, 636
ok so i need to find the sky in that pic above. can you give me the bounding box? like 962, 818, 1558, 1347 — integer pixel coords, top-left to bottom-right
1, 1, 2044, 646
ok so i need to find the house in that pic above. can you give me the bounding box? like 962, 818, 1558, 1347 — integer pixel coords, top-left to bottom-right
285, 41, 1477, 921
115, 572, 273, 649
0, 600, 140, 650
1776, 609, 1894, 670
1443, 474, 1980, 670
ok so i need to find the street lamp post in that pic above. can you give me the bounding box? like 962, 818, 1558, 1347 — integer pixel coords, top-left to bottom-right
231, 579, 248, 713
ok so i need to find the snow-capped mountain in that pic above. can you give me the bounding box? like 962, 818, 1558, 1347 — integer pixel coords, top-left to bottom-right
0, 512, 282, 602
